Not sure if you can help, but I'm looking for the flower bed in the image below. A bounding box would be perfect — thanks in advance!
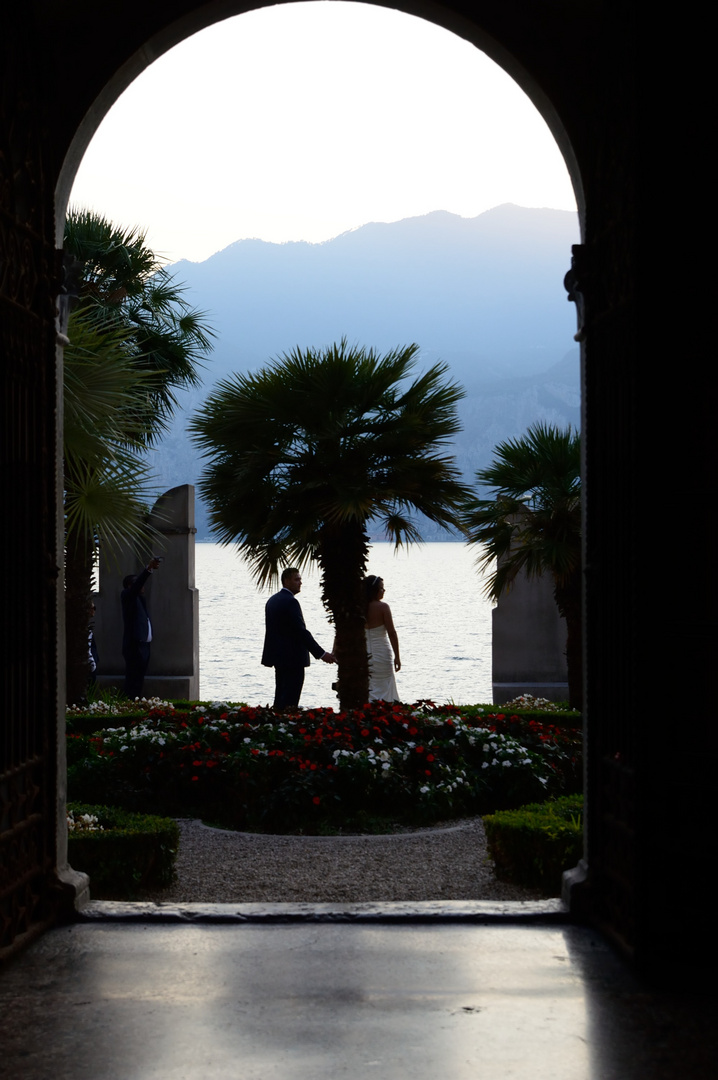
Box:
[67,700,582,833]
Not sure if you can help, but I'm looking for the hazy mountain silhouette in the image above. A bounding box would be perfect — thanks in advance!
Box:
[149,204,581,538]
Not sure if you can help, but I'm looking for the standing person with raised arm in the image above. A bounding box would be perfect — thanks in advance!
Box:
[121,557,161,699]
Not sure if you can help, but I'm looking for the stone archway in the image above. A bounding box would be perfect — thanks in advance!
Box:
[54,1,586,246]
[52,0,588,897]
[9,0,692,985]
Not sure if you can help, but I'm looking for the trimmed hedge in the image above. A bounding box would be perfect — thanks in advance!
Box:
[67,802,179,899]
[483,794,583,895]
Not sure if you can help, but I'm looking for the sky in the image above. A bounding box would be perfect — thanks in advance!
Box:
[69,1,577,265]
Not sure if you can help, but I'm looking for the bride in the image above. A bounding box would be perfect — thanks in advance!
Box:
[364,575,401,702]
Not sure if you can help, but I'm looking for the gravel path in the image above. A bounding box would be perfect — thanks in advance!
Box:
[144,817,546,903]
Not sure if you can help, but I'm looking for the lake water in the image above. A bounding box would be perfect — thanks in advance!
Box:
[196,542,494,706]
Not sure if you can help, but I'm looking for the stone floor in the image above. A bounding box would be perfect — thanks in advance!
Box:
[1,903,716,1079]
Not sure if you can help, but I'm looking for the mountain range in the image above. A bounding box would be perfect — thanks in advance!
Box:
[149,203,581,538]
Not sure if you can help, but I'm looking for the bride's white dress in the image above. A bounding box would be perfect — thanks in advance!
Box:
[365,625,399,702]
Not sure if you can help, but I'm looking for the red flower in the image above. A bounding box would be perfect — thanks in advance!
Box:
[312,796,321,805]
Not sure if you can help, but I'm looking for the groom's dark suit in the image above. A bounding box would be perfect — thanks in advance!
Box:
[262,587,326,708]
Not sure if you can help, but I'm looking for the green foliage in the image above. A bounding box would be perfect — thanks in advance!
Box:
[62,210,215,705]
[66,701,582,834]
[189,339,467,579]
[63,309,157,556]
[67,802,179,898]
[462,421,581,598]
[462,423,583,709]
[459,704,581,728]
[483,794,584,894]
[189,339,469,707]
[65,209,214,439]
[63,210,215,550]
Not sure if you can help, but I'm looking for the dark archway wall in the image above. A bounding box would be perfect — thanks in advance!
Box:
[7,0,709,986]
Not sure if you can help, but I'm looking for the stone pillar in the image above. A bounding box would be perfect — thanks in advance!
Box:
[94,485,199,700]
[492,571,568,704]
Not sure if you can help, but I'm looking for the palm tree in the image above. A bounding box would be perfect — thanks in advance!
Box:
[63,309,158,704]
[461,423,582,709]
[62,210,215,703]
[189,340,469,708]
[64,209,214,440]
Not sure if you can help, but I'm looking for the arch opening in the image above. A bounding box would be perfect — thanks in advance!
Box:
[58,4,578,717]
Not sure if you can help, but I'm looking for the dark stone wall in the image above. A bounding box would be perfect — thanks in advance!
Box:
[0,4,63,956]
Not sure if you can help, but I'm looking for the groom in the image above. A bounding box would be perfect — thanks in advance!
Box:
[261,568,335,709]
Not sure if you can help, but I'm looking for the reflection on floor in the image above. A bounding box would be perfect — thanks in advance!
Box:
[1,909,716,1079]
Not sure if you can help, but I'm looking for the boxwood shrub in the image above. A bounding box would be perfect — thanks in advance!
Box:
[483,794,583,895]
[67,802,179,899]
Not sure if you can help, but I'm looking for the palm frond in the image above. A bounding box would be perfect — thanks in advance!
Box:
[462,423,581,600]
[190,340,467,577]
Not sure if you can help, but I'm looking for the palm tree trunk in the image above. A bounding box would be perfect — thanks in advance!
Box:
[554,571,583,711]
[318,520,370,710]
[65,534,95,706]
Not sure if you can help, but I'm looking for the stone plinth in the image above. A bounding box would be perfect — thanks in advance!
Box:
[492,571,568,704]
[93,485,199,700]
